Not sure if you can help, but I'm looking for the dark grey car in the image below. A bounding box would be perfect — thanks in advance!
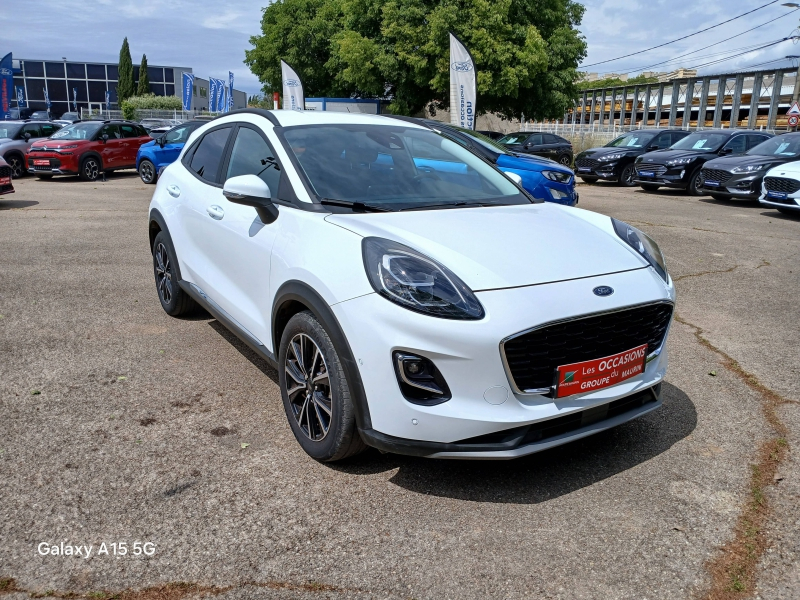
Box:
[0,121,63,178]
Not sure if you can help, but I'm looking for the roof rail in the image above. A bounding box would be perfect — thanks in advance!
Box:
[210,108,280,126]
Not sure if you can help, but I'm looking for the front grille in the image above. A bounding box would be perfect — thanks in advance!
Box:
[636,165,667,177]
[0,165,11,178]
[764,177,800,194]
[701,169,731,184]
[29,159,60,171]
[502,303,674,393]
[575,157,599,169]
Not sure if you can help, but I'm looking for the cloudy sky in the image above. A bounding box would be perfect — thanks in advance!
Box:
[5,0,800,96]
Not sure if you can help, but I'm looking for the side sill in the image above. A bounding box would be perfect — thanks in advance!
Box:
[178,280,277,369]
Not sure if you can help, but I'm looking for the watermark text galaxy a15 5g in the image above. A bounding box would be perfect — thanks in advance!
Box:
[37,541,156,558]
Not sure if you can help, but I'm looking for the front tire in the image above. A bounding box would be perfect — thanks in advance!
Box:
[79,156,101,181]
[279,311,366,462]
[4,154,25,178]
[687,168,705,196]
[557,154,572,167]
[618,164,636,187]
[139,159,157,184]
[641,183,660,192]
[152,231,197,316]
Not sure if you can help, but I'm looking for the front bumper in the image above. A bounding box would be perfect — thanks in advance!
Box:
[759,193,800,212]
[702,173,762,199]
[634,165,690,188]
[27,154,78,175]
[575,161,621,181]
[333,266,674,458]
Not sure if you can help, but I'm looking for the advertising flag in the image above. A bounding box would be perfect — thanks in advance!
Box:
[181,72,195,112]
[228,71,234,112]
[449,32,476,130]
[215,79,225,114]
[281,60,304,111]
[15,86,26,108]
[43,87,51,110]
[73,87,78,111]
[0,53,13,120]
[209,78,217,112]
[105,89,111,112]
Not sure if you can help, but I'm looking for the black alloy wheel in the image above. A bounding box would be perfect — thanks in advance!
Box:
[619,164,636,187]
[80,157,101,181]
[687,168,705,197]
[558,154,572,167]
[139,159,157,184]
[151,231,197,316]
[5,154,24,178]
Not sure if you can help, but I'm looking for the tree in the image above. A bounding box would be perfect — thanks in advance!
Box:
[576,73,658,92]
[138,54,150,96]
[117,38,135,104]
[245,0,587,120]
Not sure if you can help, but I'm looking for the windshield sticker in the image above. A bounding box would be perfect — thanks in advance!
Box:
[692,139,708,149]
[775,142,790,155]
[625,137,640,147]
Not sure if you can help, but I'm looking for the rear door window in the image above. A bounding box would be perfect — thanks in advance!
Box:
[745,135,770,151]
[100,124,122,139]
[188,126,232,184]
[527,134,544,146]
[22,123,42,138]
[120,125,139,138]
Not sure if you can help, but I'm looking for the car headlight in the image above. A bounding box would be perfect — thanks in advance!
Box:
[731,164,767,174]
[599,153,625,161]
[362,237,485,320]
[59,144,78,149]
[611,218,668,282]
[665,157,693,167]
[542,170,572,183]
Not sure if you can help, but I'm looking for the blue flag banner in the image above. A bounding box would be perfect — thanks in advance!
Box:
[73,87,78,111]
[0,53,13,120]
[105,89,110,112]
[43,87,51,109]
[228,71,234,112]
[181,72,194,111]
[215,79,225,114]
[15,86,26,108]
[209,78,217,112]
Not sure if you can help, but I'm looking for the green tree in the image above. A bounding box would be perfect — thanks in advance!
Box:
[117,38,135,104]
[576,73,658,91]
[245,0,587,119]
[138,54,150,96]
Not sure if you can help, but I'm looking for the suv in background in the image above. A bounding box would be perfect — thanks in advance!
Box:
[497,132,573,166]
[27,120,151,181]
[30,111,53,121]
[634,130,772,195]
[574,129,690,186]
[0,120,63,178]
[136,120,205,184]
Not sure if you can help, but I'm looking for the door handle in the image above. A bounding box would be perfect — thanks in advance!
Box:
[206,205,224,220]
[167,185,180,198]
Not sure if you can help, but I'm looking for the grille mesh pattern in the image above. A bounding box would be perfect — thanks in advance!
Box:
[701,169,731,184]
[502,303,674,393]
[636,165,667,176]
[764,177,800,194]
[575,158,600,168]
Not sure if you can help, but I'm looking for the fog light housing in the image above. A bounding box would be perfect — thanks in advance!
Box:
[548,188,571,201]
[392,351,451,406]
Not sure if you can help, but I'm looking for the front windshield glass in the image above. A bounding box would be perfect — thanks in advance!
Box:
[447,125,508,154]
[605,131,656,148]
[51,122,102,140]
[747,135,800,157]
[498,133,529,145]
[283,124,528,210]
[669,132,729,152]
[0,124,23,139]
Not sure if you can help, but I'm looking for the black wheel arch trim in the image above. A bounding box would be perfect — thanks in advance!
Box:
[80,151,103,170]
[272,280,373,431]
[147,209,185,282]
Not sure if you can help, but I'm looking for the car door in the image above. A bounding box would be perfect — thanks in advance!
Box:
[541,134,562,159]
[522,133,546,157]
[160,124,193,167]
[20,123,43,149]
[721,135,747,156]
[97,124,124,167]
[119,124,142,166]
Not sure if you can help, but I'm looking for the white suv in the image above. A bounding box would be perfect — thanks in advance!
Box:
[760,161,800,216]
[148,109,675,461]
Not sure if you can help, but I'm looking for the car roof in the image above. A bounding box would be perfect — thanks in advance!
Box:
[253,109,427,129]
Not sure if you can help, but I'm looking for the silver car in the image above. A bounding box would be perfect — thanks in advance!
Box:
[0,121,63,178]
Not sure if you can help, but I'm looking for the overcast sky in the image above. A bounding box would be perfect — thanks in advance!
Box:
[5,0,800,96]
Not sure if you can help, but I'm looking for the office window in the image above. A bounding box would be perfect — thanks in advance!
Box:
[149,84,165,96]
[13,77,23,89]
[45,80,68,101]
[193,85,197,97]
[67,80,88,101]
[88,81,108,102]
[147,67,164,82]
[200,87,207,98]
[86,64,106,79]
[133,66,140,82]
[24,62,45,78]
[27,83,45,101]
[66,63,86,78]
[45,62,65,78]
[165,84,175,96]
[107,65,119,80]
[164,70,174,83]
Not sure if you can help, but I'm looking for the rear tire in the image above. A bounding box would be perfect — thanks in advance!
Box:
[139,159,157,184]
[279,311,366,462]
[618,164,636,187]
[558,154,572,167]
[79,156,101,182]
[640,183,660,192]
[687,168,705,196]
[580,176,598,184]
[152,231,197,317]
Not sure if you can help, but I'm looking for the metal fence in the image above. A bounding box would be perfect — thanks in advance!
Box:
[79,108,220,121]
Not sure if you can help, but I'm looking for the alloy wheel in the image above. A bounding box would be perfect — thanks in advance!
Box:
[559,155,572,167]
[621,164,635,186]
[84,159,99,180]
[140,161,155,183]
[284,333,332,441]
[7,156,23,178]
[154,242,173,304]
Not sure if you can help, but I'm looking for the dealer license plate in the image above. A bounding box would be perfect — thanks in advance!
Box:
[555,344,648,399]
[578,167,592,173]
[0,176,10,186]
[767,191,788,200]
[705,180,720,187]
[638,170,654,178]
[33,159,50,166]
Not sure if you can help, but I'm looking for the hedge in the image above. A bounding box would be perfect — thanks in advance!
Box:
[120,94,183,120]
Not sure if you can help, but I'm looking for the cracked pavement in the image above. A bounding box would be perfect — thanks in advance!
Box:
[0,175,798,599]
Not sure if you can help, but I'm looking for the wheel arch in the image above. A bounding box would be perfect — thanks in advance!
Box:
[272,280,373,431]
[79,150,103,169]
[3,148,26,167]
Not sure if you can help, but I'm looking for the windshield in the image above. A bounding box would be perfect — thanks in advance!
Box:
[446,125,508,154]
[669,132,729,152]
[282,124,528,210]
[747,135,800,157]
[498,133,529,145]
[51,122,102,140]
[0,124,23,139]
[605,131,656,148]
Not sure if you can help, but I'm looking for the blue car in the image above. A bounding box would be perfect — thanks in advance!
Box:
[136,121,204,184]
[390,117,577,206]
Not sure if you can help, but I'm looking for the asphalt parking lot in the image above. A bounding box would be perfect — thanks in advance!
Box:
[1,174,798,600]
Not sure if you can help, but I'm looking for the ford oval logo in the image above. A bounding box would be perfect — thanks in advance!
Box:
[451,61,473,72]
[0,68,12,76]
[593,286,614,297]
[284,79,300,87]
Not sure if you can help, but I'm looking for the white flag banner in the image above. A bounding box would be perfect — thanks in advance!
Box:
[281,60,305,111]
[449,32,476,130]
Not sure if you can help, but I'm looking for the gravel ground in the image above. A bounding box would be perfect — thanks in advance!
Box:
[0,173,797,599]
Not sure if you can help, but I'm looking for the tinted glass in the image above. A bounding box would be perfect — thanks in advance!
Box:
[498,133,529,145]
[747,134,800,157]
[283,124,525,210]
[447,125,508,154]
[189,127,231,182]
[66,63,85,78]
[722,135,747,154]
[45,62,65,78]
[120,125,139,138]
[165,124,195,144]
[543,134,558,144]
[24,62,45,78]
[86,64,106,79]
[165,84,175,96]
[51,122,102,140]
[670,133,729,152]
[67,80,86,101]
[0,124,23,139]
[606,131,657,148]
[147,67,164,82]
[107,65,119,80]
[88,81,107,102]
[22,124,43,137]
[45,81,68,101]
[527,134,544,145]
[225,127,281,196]
[670,131,691,145]
[745,135,770,151]
[41,124,61,137]
[100,124,122,139]
[164,70,174,83]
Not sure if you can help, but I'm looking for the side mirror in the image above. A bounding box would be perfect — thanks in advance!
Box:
[101,134,109,143]
[646,145,659,151]
[157,136,166,147]
[222,174,278,224]
[23,132,31,141]
[719,147,733,155]
[504,171,523,186]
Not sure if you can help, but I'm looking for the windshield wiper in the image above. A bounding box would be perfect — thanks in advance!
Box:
[398,201,496,211]
[319,198,391,212]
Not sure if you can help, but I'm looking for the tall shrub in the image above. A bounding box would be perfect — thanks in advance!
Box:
[138,54,150,96]
[117,38,135,104]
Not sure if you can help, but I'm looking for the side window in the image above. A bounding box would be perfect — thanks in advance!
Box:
[723,135,747,154]
[653,132,673,149]
[22,123,42,138]
[40,124,60,137]
[746,135,769,151]
[670,131,690,146]
[188,126,231,183]
[165,126,189,144]
[527,134,544,146]
[100,124,121,139]
[225,126,281,196]
[543,134,559,144]
[120,125,138,138]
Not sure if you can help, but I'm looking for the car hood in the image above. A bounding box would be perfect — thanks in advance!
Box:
[766,161,800,176]
[638,149,708,165]
[29,140,88,150]
[703,154,789,171]
[496,153,571,174]
[325,204,646,291]
[578,146,642,159]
